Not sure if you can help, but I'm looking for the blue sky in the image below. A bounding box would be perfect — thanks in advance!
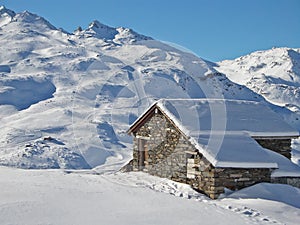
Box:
[1,0,299,62]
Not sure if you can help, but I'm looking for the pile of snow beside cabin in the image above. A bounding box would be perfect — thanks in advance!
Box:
[0,166,299,225]
[0,7,275,169]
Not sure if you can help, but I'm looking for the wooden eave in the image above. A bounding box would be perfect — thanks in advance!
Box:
[127,103,158,135]
[252,135,300,140]
[127,103,190,141]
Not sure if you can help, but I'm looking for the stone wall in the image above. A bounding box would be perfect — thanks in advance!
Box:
[132,111,188,182]
[211,168,272,199]
[186,152,217,197]
[255,138,291,159]
[271,177,300,188]
[186,152,272,199]
[130,110,274,199]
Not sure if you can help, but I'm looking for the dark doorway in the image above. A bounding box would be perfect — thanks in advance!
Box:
[138,138,148,170]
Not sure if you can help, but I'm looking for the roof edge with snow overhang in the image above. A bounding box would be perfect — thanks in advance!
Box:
[127,99,299,168]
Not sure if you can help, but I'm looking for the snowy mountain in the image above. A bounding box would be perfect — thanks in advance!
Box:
[0,6,299,170]
[76,20,152,44]
[216,47,300,113]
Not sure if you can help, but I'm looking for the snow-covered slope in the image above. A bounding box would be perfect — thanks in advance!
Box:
[0,5,15,26]
[0,6,270,169]
[216,47,300,112]
[0,6,299,170]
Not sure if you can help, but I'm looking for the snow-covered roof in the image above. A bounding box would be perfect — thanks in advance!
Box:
[265,149,300,177]
[129,99,299,168]
[156,99,299,137]
[194,134,278,168]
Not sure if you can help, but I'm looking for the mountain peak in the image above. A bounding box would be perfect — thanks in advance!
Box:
[12,10,56,30]
[78,19,152,43]
[0,5,16,17]
[88,20,114,30]
[115,26,152,42]
[85,20,118,39]
[0,5,16,26]
[0,6,57,31]
[216,47,300,113]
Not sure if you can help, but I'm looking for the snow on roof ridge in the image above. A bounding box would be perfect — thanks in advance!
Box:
[155,98,298,167]
[215,161,278,168]
[189,130,299,137]
[156,100,223,166]
[128,101,157,127]
[187,132,279,168]
[129,98,298,168]
[157,98,299,136]
[157,98,263,104]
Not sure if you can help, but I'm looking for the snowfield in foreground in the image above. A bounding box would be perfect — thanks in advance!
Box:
[0,166,299,225]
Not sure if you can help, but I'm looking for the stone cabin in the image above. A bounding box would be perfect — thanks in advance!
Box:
[126,99,300,199]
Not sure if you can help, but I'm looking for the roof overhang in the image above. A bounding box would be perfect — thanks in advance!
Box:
[127,102,158,135]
